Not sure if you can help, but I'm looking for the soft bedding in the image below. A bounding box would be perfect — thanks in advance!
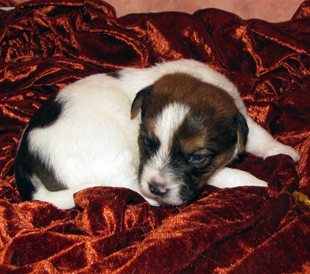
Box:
[0,0,310,273]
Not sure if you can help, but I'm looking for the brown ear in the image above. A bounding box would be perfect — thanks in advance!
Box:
[131,85,152,120]
[234,113,249,153]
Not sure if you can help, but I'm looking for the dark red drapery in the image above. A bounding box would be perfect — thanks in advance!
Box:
[0,0,310,273]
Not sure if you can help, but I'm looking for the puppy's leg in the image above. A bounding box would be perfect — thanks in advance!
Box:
[144,197,160,206]
[244,114,300,162]
[33,183,161,209]
[33,183,101,210]
[208,167,268,188]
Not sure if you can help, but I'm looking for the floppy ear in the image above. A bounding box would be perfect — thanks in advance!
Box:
[131,85,152,120]
[234,112,249,153]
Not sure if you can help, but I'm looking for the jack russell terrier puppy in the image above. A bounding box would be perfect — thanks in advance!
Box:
[14,59,300,209]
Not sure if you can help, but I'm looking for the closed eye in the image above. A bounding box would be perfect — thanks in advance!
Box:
[188,154,205,164]
[143,137,152,147]
[186,149,216,167]
[141,137,159,152]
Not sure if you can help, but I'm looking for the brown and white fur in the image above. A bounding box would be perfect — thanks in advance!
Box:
[15,59,300,209]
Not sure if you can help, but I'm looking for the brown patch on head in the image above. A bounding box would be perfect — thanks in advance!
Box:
[151,73,239,118]
[131,72,239,123]
[131,72,240,137]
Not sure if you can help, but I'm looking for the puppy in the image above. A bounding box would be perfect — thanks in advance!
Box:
[15,59,300,209]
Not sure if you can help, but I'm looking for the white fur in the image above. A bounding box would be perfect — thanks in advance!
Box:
[208,167,268,188]
[150,102,189,171]
[29,74,147,209]
[25,59,300,209]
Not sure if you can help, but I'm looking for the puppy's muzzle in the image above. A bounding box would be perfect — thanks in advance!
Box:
[148,182,169,197]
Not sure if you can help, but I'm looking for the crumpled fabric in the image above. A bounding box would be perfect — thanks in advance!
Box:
[0,0,310,273]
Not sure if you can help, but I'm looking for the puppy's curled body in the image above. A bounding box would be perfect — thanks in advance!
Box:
[15,59,300,209]
[15,74,145,209]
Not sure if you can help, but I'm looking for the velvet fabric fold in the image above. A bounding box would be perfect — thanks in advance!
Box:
[0,0,310,273]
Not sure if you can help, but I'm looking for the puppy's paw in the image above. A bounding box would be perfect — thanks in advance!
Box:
[144,196,161,206]
[263,142,300,163]
[208,167,268,188]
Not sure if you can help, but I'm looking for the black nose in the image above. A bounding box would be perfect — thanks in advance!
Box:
[148,183,168,197]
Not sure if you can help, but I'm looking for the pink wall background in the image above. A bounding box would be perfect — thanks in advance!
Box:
[14,0,305,22]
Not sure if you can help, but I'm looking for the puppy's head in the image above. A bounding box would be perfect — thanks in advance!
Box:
[131,73,248,206]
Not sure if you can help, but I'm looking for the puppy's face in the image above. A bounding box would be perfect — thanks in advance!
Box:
[131,73,248,206]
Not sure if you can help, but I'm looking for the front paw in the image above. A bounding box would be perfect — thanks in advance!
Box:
[264,142,300,163]
[144,196,160,206]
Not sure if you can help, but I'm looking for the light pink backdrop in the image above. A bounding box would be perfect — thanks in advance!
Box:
[14,0,304,22]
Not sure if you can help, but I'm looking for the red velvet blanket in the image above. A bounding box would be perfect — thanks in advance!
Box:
[1,0,310,273]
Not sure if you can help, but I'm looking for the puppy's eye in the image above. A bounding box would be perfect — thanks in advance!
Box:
[188,154,206,164]
[143,137,152,147]
[141,136,159,152]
